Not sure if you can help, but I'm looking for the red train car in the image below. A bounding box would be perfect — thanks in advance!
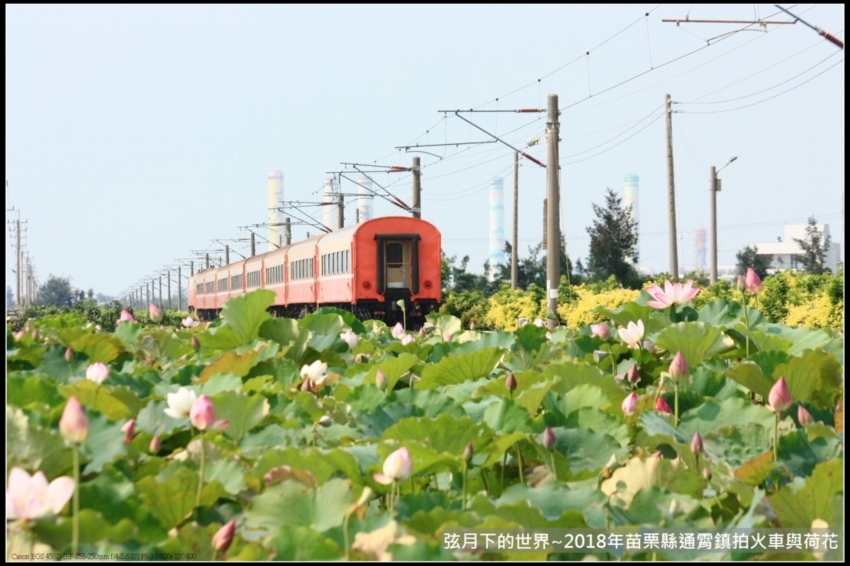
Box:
[188,216,441,328]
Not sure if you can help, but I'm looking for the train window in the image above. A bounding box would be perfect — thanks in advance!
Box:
[387,243,403,265]
[196,283,203,295]
[206,281,214,294]
[218,278,228,292]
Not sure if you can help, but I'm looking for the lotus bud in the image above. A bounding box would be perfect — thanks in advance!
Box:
[60,396,88,444]
[736,275,746,292]
[691,432,703,455]
[702,467,711,481]
[189,394,217,430]
[117,309,136,324]
[669,351,688,381]
[85,362,110,385]
[148,303,164,324]
[543,427,556,451]
[621,392,638,416]
[212,519,236,553]
[372,446,413,485]
[652,450,663,458]
[469,321,475,331]
[463,442,474,465]
[149,435,161,454]
[401,334,415,346]
[192,336,201,351]
[745,268,762,294]
[626,364,639,385]
[340,329,358,349]
[301,377,314,392]
[506,373,517,394]
[121,419,135,444]
[391,322,405,339]
[370,371,385,392]
[418,326,425,337]
[317,415,332,428]
[655,397,673,415]
[797,405,814,426]
[668,499,679,516]
[65,347,74,363]
[767,376,792,413]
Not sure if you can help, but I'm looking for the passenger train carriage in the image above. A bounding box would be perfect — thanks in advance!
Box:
[187,216,441,328]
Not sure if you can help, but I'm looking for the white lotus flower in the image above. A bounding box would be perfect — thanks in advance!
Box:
[301,360,329,387]
[164,387,198,419]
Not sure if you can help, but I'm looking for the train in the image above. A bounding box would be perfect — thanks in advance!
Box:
[187,216,442,328]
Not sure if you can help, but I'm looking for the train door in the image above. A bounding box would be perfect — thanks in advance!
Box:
[385,240,411,289]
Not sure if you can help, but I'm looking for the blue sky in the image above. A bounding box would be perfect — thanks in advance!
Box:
[6,4,845,300]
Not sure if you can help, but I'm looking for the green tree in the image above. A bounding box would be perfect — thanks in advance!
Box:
[735,245,772,280]
[38,275,76,307]
[793,216,832,274]
[495,238,576,289]
[585,187,639,287]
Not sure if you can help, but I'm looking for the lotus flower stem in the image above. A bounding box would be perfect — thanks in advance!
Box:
[501,452,507,494]
[742,293,751,358]
[674,382,680,428]
[773,412,779,464]
[72,445,80,555]
[196,432,206,511]
[550,453,558,482]
[462,464,468,509]
[343,512,351,560]
[480,467,490,496]
[516,444,525,485]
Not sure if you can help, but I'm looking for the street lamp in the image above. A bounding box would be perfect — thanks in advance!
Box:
[710,156,738,284]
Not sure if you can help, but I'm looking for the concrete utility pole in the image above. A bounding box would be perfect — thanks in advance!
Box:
[337,193,345,228]
[225,245,230,266]
[285,217,291,246]
[250,233,256,256]
[167,269,172,310]
[665,94,679,279]
[545,94,560,330]
[710,156,738,284]
[512,151,519,289]
[178,266,182,311]
[411,156,421,219]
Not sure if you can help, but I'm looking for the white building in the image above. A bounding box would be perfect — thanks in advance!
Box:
[751,223,841,274]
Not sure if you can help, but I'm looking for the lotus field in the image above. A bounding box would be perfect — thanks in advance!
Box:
[6,277,844,561]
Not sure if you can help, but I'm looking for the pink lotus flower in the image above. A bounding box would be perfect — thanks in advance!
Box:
[767,376,792,413]
[117,310,136,324]
[616,364,639,384]
[212,519,236,553]
[590,322,610,340]
[149,435,161,454]
[669,351,689,382]
[745,268,762,293]
[401,334,415,346]
[373,447,412,485]
[65,347,74,362]
[646,279,700,309]
[6,467,75,521]
[148,303,163,324]
[85,362,110,385]
[534,318,545,328]
[182,316,199,328]
[617,320,645,348]
[189,394,228,431]
[798,405,814,426]
[340,329,358,349]
[655,397,673,415]
[621,392,638,416]
[59,396,88,444]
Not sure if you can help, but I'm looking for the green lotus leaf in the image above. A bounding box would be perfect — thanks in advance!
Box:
[244,477,355,534]
[769,459,842,528]
[199,348,263,383]
[82,413,127,474]
[495,481,604,522]
[565,407,630,448]
[759,324,832,357]
[299,312,348,352]
[725,361,774,399]
[69,333,125,364]
[220,289,274,344]
[8,373,64,410]
[7,405,73,479]
[135,466,226,530]
[772,349,842,410]
[266,525,342,561]
[481,397,535,434]
[58,379,142,420]
[209,391,270,443]
[259,317,310,362]
[453,330,514,354]
[514,324,548,353]
[654,321,734,368]
[205,457,247,495]
[197,372,243,396]
[679,397,776,437]
[29,509,140,550]
[381,414,484,458]
[418,348,504,389]
[197,324,243,350]
[252,447,363,487]
[312,306,366,335]
[360,352,419,391]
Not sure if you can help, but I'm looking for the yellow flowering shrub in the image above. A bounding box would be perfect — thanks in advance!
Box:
[783,292,844,329]
[557,285,640,329]
[483,284,546,331]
